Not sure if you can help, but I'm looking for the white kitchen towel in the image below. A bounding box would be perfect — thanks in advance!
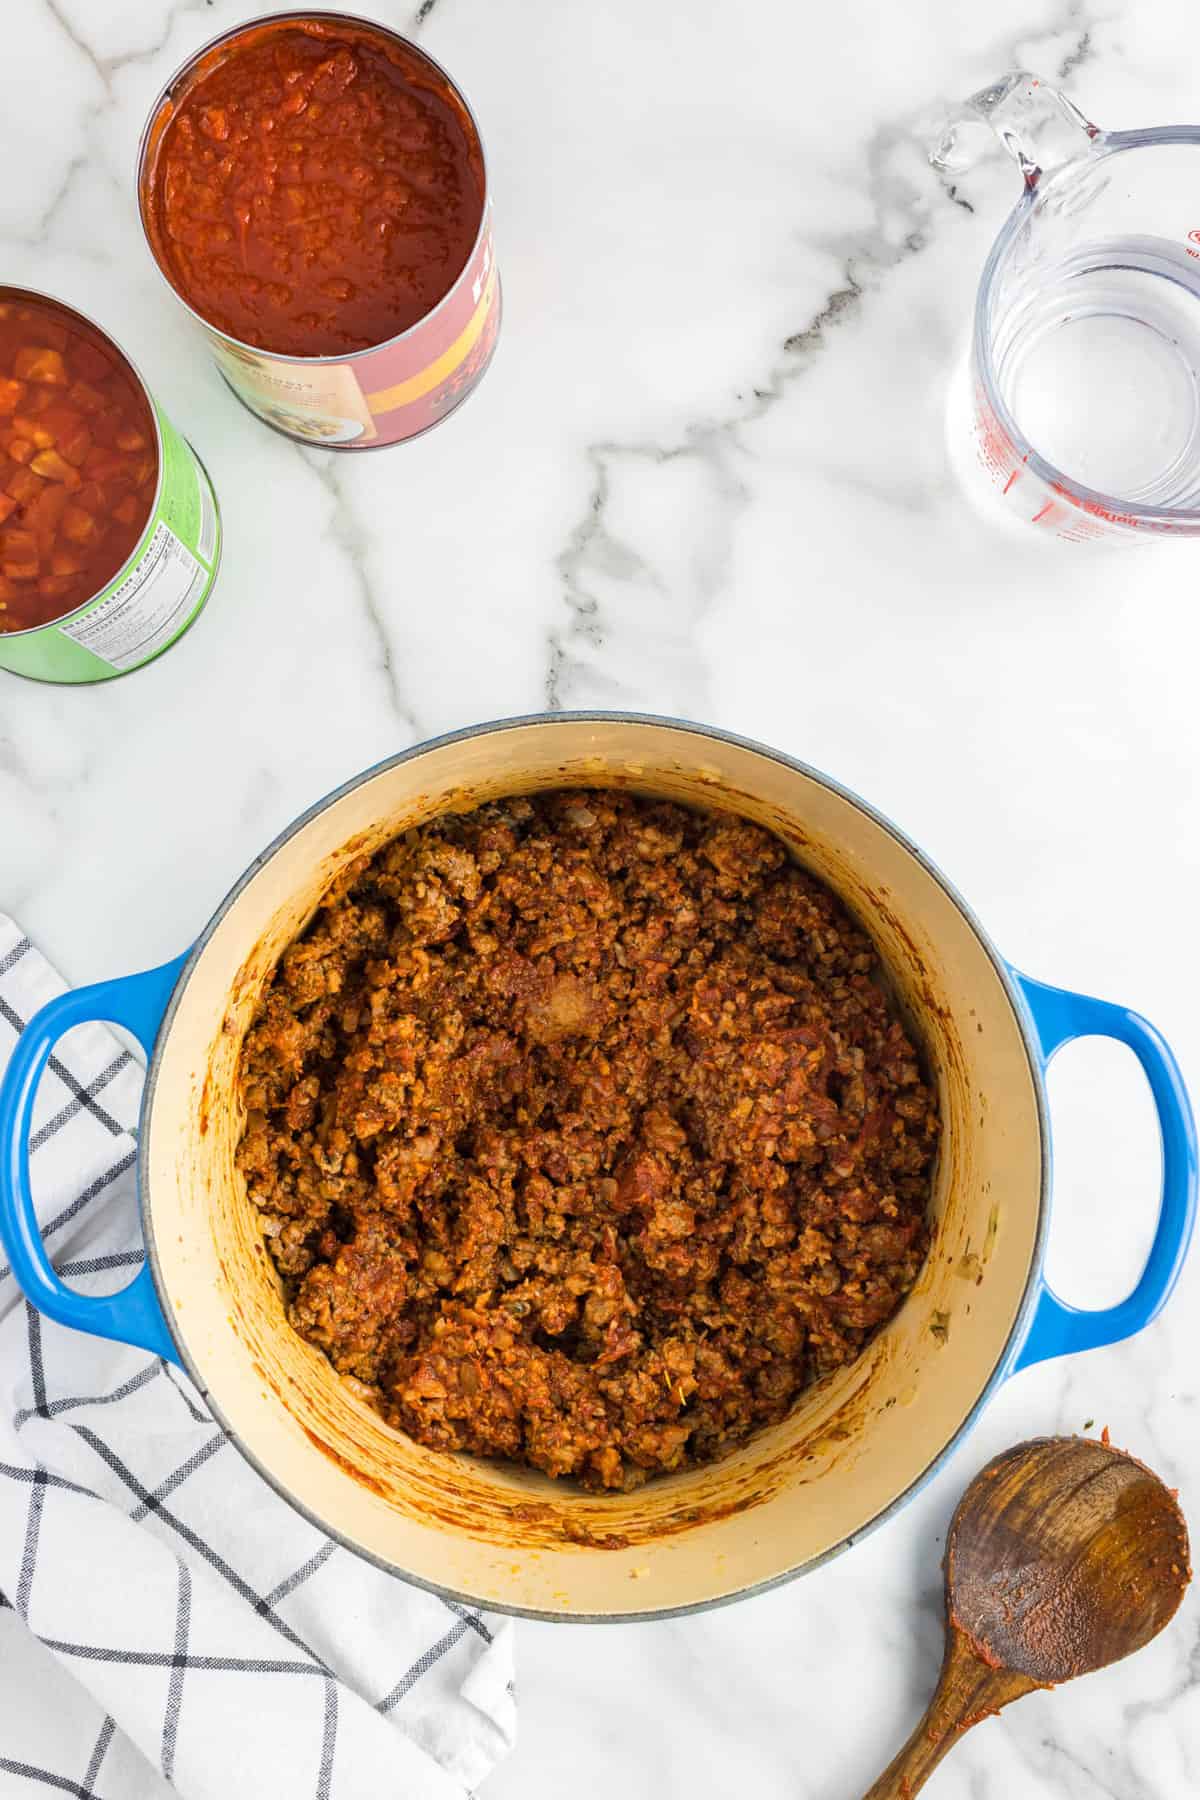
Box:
[0,916,516,1800]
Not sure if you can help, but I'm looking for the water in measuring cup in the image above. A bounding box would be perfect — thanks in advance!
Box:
[993,236,1200,507]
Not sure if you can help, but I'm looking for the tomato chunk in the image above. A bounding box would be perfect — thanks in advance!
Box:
[14,347,67,384]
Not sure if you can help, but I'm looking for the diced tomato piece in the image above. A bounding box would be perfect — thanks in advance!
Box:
[35,405,82,443]
[42,423,86,466]
[13,347,68,384]
[7,437,33,464]
[28,484,68,550]
[6,466,43,504]
[29,480,67,520]
[87,412,117,449]
[0,378,26,415]
[67,379,106,415]
[72,481,106,516]
[2,529,39,580]
[50,547,85,576]
[115,427,148,452]
[113,494,142,526]
[11,415,54,450]
[38,574,75,606]
[82,446,126,482]
[31,449,82,487]
[62,505,98,543]
[62,427,91,466]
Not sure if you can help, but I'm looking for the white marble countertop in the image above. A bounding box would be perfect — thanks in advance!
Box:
[4,1,1200,1795]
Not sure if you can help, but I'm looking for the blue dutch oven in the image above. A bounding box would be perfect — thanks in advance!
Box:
[1,715,1194,1619]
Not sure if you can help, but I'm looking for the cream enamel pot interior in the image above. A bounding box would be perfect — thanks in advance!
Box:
[1,714,1194,1621]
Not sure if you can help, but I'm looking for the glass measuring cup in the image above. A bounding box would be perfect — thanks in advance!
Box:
[936,72,1200,540]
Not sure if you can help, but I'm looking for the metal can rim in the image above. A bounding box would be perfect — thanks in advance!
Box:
[0,283,168,641]
[133,9,494,367]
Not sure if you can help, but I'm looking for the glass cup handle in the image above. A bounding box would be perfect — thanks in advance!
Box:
[931,70,1099,188]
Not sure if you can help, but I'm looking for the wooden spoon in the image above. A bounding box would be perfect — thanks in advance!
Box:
[864,1435,1190,1798]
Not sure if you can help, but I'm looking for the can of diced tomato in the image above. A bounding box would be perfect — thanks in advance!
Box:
[0,288,221,684]
[136,12,500,450]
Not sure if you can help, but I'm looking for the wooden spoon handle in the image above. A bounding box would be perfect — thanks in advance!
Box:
[862,1626,1038,1799]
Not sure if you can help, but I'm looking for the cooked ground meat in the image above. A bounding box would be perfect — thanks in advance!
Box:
[236,791,938,1492]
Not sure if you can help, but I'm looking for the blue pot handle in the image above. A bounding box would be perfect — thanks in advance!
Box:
[1011,971,1197,1373]
[0,956,188,1364]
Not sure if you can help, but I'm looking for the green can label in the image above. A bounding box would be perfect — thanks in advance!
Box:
[0,402,220,685]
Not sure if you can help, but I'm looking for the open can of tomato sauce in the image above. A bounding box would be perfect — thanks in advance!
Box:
[0,289,221,684]
[136,12,500,450]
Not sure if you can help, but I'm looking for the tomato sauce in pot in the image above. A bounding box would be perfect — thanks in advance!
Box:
[142,17,486,359]
[0,296,156,633]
